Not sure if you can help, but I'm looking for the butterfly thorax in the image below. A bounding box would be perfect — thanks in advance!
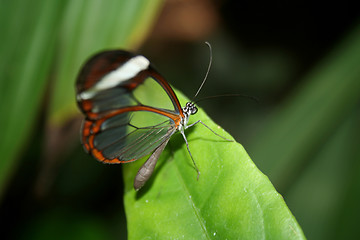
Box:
[179,102,198,131]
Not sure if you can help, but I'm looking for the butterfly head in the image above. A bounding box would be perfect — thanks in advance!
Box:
[179,102,198,130]
[183,102,198,116]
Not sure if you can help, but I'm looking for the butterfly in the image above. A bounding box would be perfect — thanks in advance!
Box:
[76,44,231,190]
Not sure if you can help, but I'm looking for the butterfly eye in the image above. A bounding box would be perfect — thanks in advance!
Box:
[191,106,198,115]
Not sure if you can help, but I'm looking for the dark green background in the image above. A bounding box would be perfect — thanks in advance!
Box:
[1,0,359,239]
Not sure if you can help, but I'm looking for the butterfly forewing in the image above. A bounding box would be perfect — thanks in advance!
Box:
[76,50,182,163]
[132,75,178,113]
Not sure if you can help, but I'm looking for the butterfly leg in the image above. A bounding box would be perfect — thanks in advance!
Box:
[179,130,200,180]
[186,120,233,142]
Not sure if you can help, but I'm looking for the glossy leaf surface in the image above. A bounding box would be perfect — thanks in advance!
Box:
[123,89,305,239]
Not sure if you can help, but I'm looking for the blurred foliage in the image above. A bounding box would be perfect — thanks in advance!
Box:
[249,26,360,191]
[0,0,163,239]
[0,0,67,199]
[18,207,113,240]
[1,0,360,239]
[248,24,360,239]
[0,0,163,197]
[50,0,164,125]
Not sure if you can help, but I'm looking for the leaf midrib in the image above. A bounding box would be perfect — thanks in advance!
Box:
[174,159,211,239]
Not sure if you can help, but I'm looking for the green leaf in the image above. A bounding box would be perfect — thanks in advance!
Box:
[123,89,305,239]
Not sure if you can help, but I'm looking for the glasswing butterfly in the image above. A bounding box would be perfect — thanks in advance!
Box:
[76,43,231,190]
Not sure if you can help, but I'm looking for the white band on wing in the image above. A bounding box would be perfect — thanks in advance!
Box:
[79,55,150,100]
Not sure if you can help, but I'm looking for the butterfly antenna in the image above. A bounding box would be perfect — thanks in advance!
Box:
[194,94,260,104]
[192,42,213,101]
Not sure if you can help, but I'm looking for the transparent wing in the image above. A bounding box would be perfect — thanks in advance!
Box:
[76,50,183,163]
[76,50,183,120]
[81,110,177,163]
